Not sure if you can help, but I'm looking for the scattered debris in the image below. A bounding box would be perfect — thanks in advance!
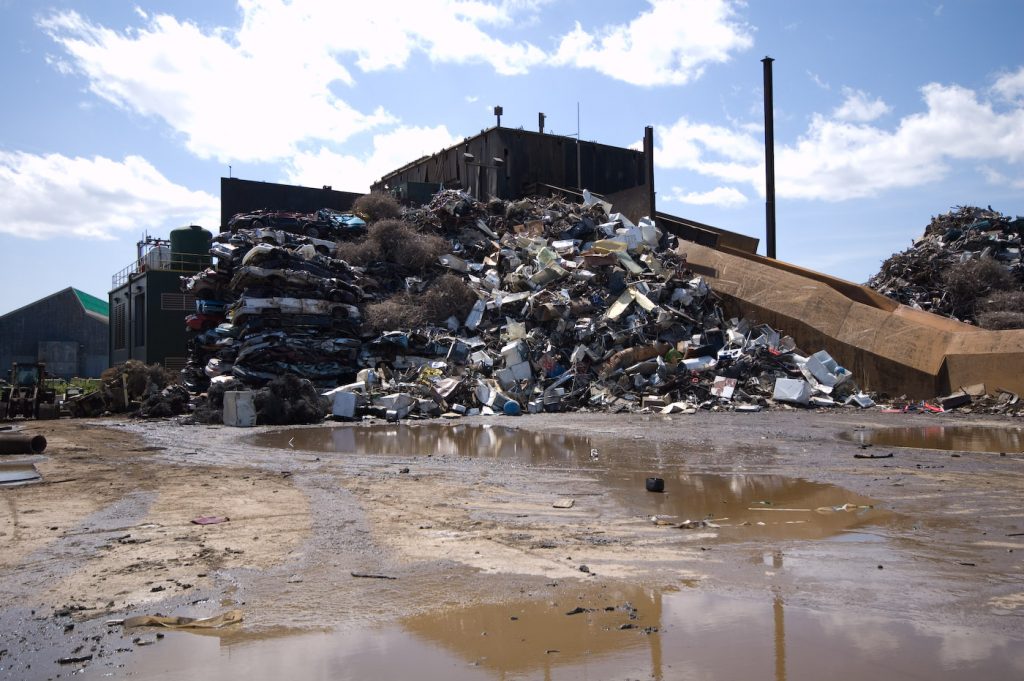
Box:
[645,477,665,493]
[191,516,229,525]
[673,519,719,530]
[0,433,47,455]
[123,610,243,629]
[0,463,42,486]
[350,572,397,580]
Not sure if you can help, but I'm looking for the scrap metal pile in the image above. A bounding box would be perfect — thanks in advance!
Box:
[867,206,1024,328]
[64,360,188,418]
[178,190,874,424]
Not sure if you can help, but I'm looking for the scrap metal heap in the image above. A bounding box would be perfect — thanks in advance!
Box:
[178,190,876,423]
[867,206,1024,329]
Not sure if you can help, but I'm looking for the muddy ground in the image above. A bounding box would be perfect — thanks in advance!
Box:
[1,411,1022,680]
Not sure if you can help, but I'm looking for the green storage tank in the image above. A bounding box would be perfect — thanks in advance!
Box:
[170,225,212,273]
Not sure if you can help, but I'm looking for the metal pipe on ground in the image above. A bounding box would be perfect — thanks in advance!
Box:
[0,433,48,454]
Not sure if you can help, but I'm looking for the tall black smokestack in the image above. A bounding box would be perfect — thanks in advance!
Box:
[762,56,777,259]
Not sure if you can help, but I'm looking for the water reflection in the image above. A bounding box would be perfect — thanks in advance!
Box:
[403,584,664,679]
[603,472,888,541]
[96,586,1024,681]
[252,425,892,541]
[251,424,592,467]
[840,426,1024,453]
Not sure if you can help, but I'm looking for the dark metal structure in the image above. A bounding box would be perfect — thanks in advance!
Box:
[220,177,361,231]
[108,227,212,372]
[0,288,109,379]
[371,126,651,207]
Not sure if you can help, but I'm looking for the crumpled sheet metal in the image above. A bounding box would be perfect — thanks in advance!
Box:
[123,609,243,629]
[179,188,880,418]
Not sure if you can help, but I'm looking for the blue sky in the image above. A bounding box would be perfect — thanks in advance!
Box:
[2,0,1022,315]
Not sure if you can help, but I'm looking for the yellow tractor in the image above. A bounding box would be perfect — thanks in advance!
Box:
[0,363,59,420]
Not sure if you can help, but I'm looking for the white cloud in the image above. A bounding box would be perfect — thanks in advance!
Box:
[285,124,461,192]
[655,79,1024,201]
[666,186,748,207]
[0,151,218,240]
[551,0,753,86]
[833,87,891,122]
[40,2,756,166]
[655,116,763,189]
[807,70,830,91]
[39,2,556,165]
[993,66,1024,101]
[40,9,395,163]
[980,165,1024,189]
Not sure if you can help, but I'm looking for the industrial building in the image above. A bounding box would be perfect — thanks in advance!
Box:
[108,226,213,371]
[372,124,656,219]
[0,287,109,379]
[372,121,759,254]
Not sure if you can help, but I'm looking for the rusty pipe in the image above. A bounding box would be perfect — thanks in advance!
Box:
[0,433,47,454]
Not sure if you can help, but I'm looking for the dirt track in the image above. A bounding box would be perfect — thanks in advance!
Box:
[1,411,1022,679]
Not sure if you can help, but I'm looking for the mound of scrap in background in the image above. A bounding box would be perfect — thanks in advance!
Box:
[178,190,877,425]
[867,206,1024,329]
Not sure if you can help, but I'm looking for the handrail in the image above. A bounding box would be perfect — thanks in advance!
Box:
[110,253,209,289]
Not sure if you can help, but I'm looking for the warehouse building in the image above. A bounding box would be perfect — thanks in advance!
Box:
[0,287,109,379]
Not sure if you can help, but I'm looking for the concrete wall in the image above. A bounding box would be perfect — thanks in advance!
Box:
[683,242,1024,398]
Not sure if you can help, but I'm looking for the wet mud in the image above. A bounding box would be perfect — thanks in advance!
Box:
[254,424,893,541]
[2,412,1022,680]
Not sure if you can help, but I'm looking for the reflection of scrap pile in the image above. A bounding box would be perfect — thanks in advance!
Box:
[179,191,876,422]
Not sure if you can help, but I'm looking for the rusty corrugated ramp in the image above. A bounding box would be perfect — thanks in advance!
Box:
[681,241,1024,399]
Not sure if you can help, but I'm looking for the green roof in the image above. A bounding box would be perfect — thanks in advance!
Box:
[73,288,109,317]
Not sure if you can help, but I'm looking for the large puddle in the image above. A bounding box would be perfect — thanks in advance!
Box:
[252,423,594,465]
[841,425,1024,453]
[80,586,1024,681]
[251,424,891,541]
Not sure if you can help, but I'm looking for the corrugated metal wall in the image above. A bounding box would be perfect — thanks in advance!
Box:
[220,178,362,230]
[0,289,108,378]
[372,127,646,201]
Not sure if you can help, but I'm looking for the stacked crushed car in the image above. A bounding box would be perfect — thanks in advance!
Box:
[181,208,367,391]
[867,206,1024,329]
[178,191,877,423]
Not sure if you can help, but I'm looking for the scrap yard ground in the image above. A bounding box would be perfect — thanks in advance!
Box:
[1,411,1022,679]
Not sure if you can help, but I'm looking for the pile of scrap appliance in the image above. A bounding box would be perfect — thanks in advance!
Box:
[169,189,883,426]
[0,363,59,420]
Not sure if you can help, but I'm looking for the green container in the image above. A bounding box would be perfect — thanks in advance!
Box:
[170,225,212,273]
